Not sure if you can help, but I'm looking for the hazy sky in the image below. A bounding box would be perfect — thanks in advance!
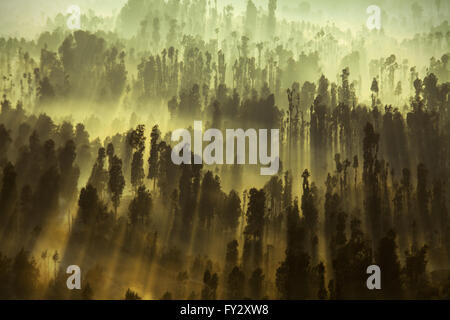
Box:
[0,0,447,39]
[0,0,127,38]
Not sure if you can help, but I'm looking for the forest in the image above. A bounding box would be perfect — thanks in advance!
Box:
[0,0,449,300]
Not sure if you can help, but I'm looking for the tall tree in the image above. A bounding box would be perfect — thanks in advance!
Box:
[109,155,125,219]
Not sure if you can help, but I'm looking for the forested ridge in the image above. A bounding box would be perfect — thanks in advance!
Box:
[0,0,449,299]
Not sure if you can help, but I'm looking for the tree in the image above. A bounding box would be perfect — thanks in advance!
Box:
[37,77,55,103]
[128,185,152,225]
[394,81,402,102]
[376,230,403,298]
[243,188,265,271]
[130,125,146,191]
[352,155,358,190]
[244,188,265,240]
[331,217,373,299]
[106,143,115,170]
[249,268,264,299]
[225,240,239,272]
[32,165,60,223]
[222,190,241,232]
[417,163,430,231]
[276,200,311,299]
[301,169,318,232]
[282,171,292,209]
[0,124,12,165]
[147,125,160,188]
[404,244,430,298]
[201,269,218,300]
[370,77,379,107]
[227,266,245,299]
[88,147,108,199]
[52,250,59,280]
[109,155,125,219]
[316,262,328,299]
[58,139,80,201]
[78,184,99,224]
[156,141,179,202]
[362,122,382,244]
[125,288,142,300]
[0,162,17,222]
[12,249,39,299]
[198,171,223,229]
